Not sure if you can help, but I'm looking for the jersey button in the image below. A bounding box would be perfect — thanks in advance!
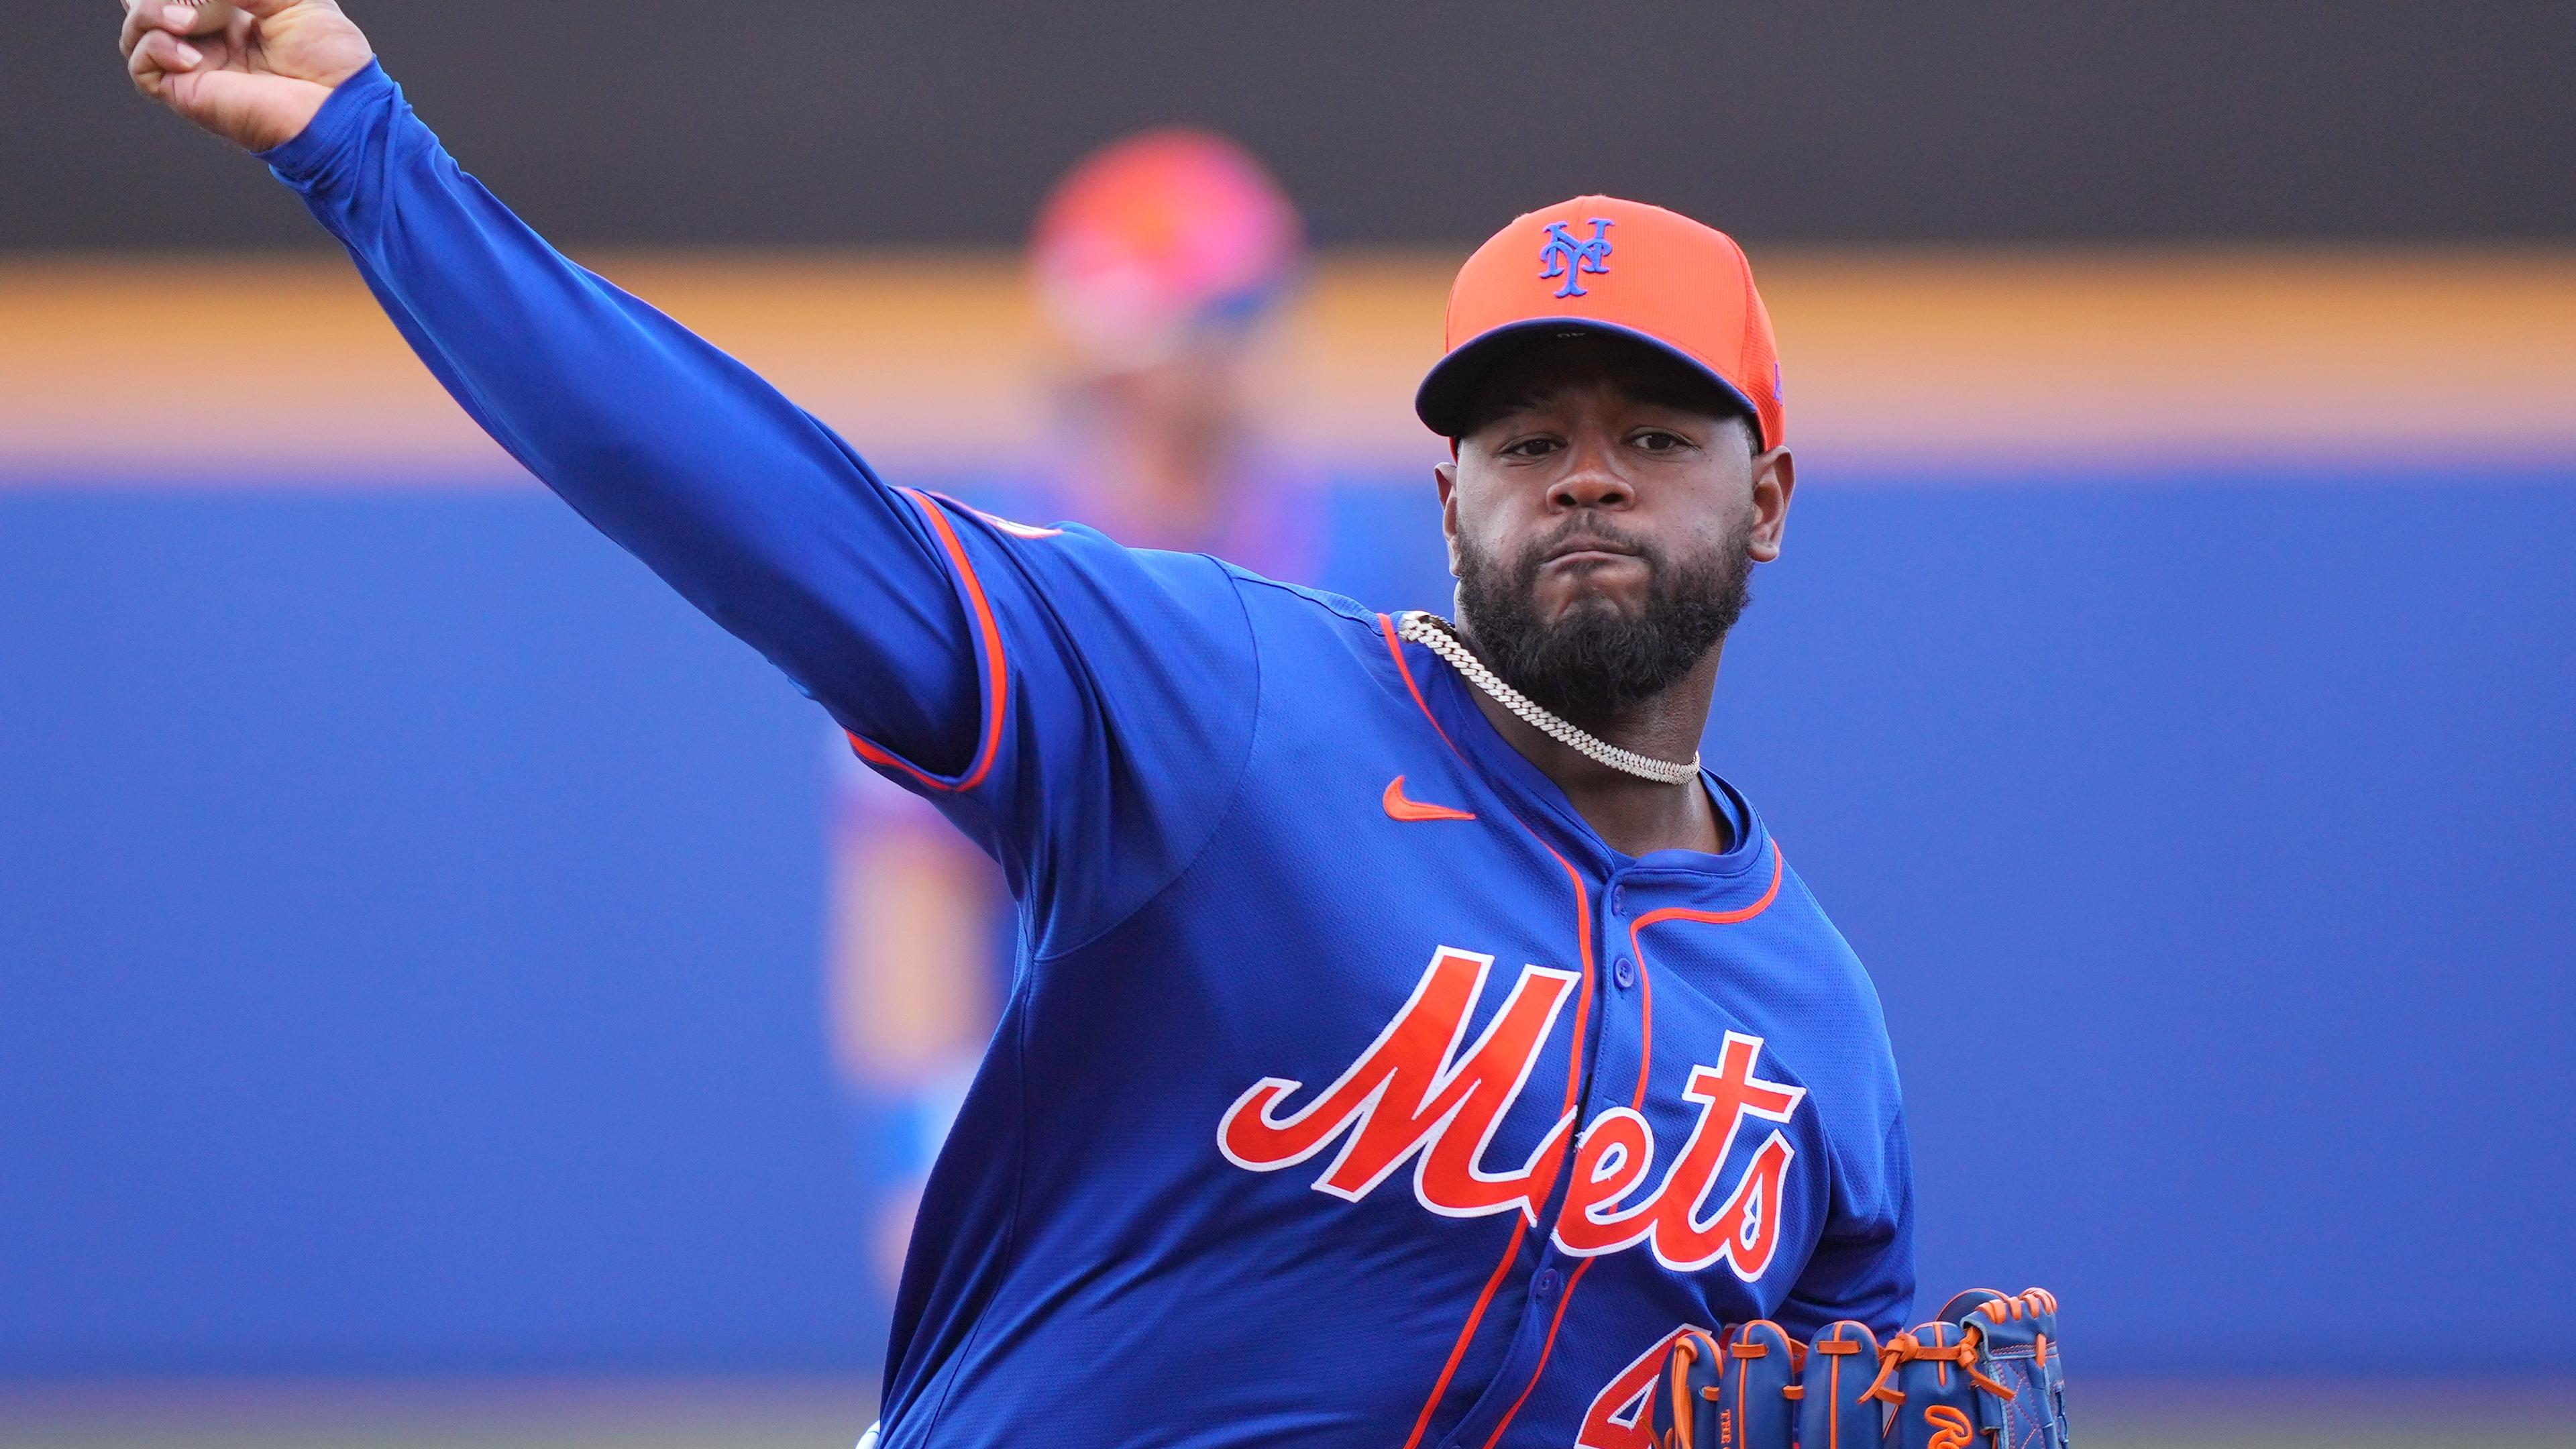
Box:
[1610,884,1627,914]
[1534,1268,1562,1299]
[1612,956,1635,990]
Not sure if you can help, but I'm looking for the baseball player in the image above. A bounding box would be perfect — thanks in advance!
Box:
[121,5,1917,1447]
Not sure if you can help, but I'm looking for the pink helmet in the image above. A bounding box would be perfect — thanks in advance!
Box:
[1030,128,1304,370]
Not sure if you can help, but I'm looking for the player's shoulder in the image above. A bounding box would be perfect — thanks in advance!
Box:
[918,494,1384,641]
[1738,833,1907,1145]
[1723,808,1883,1019]
[1768,850,1875,983]
[1215,559,1383,629]
[925,496,1245,604]
[1231,563,1462,695]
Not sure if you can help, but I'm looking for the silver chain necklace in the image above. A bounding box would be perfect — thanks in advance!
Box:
[1397,610,1701,786]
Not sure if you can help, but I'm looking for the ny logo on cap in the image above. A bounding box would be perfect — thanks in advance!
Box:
[1538,219,1615,298]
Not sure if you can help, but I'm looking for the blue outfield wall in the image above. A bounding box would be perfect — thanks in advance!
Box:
[1,466,2570,1375]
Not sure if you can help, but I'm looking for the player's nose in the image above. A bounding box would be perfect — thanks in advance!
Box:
[1547,438,1633,512]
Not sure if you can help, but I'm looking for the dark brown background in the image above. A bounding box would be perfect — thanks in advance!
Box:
[12,0,2573,248]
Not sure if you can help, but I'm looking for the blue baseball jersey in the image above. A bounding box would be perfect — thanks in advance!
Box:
[266,64,1914,1449]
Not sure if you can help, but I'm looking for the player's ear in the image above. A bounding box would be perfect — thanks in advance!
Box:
[1748,445,1794,564]
[1434,460,1463,578]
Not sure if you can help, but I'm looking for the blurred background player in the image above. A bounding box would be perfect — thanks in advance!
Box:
[824,129,1399,1306]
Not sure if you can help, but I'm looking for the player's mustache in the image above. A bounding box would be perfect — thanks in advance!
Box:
[1520,517,1662,570]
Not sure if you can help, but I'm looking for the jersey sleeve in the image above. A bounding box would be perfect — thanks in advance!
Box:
[1776,1106,1917,1338]
[859,505,1258,955]
[260,64,1259,951]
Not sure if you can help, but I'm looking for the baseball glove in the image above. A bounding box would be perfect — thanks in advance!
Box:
[1650,1287,2068,1449]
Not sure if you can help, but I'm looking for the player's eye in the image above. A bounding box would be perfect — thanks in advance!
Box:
[1630,429,1691,453]
[1500,435,1563,459]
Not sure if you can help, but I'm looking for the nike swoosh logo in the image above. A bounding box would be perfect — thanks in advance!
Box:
[1383,775,1477,822]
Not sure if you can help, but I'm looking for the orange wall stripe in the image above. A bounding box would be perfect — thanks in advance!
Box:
[5,250,2571,483]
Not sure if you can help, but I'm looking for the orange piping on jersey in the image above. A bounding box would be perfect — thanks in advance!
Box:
[845,731,935,788]
[1385,609,1778,1449]
[1375,614,1596,1114]
[1406,825,1596,1448]
[1627,843,1784,936]
[1631,948,1654,1112]
[1400,1217,1529,1449]
[1476,1256,1596,1449]
[1550,851,1595,1116]
[1381,612,1605,1448]
[1620,841,1779,1112]
[1456,834,1595,1449]
[1384,775,1477,822]
[1381,613,1462,756]
[843,488,1010,792]
[907,488,1009,791]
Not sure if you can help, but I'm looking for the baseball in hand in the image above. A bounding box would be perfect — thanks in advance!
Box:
[168,0,238,37]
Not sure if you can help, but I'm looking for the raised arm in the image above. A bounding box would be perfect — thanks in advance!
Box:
[121,0,1265,949]
[119,0,978,769]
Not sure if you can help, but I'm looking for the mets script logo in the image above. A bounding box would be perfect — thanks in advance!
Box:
[1216,946,1805,1278]
[1540,218,1615,297]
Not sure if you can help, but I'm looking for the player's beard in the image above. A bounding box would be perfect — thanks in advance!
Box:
[1454,513,1752,728]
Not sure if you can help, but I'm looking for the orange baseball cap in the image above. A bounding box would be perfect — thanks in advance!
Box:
[1414,196,1785,450]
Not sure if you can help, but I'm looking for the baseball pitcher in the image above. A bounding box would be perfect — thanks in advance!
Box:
[113,5,2051,1446]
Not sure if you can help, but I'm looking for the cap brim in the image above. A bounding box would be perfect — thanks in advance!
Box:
[1413,317,1764,443]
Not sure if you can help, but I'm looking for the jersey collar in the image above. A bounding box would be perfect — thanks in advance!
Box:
[1409,642,1772,884]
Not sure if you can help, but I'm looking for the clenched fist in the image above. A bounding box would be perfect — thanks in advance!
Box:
[119,0,374,152]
